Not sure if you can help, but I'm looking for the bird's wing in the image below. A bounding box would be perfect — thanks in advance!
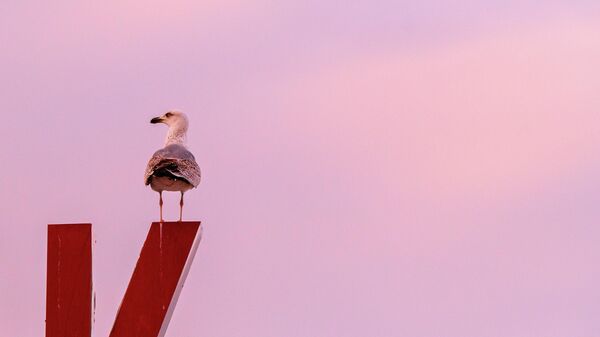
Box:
[145,145,201,187]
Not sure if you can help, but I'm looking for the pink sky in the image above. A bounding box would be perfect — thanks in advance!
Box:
[1,1,600,336]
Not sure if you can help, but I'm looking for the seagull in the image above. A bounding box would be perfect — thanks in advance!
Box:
[144,110,201,222]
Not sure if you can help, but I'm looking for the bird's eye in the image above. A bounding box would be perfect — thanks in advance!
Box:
[165,112,173,118]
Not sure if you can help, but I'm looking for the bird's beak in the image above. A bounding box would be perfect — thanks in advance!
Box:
[150,117,163,124]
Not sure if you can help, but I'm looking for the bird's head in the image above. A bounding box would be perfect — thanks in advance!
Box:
[150,110,189,131]
[151,110,190,146]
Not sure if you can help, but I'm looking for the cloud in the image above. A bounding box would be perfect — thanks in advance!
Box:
[275,17,600,205]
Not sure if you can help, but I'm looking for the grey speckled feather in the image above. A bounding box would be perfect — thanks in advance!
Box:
[144,144,201,187]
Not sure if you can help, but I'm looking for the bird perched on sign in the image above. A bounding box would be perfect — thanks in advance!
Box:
[144,110,201,222]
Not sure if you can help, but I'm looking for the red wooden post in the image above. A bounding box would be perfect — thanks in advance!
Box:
[109,221,202,337]
[46,224,93,337]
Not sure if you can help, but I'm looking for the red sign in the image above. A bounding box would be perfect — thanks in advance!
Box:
[46,222,201,337]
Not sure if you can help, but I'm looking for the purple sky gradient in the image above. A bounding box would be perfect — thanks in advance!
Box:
[1,1,600,336]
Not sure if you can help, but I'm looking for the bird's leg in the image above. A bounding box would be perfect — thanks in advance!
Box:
[179,191,184,222]
[159,191,164,223]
